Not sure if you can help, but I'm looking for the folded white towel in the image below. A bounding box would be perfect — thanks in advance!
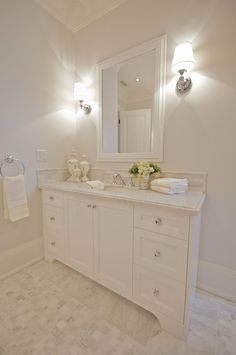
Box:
[151,185,188,194]
[86,180,105,191]
[3,174,30,222]
[151,178,188,188]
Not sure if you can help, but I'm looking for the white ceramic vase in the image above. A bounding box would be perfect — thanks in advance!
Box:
[67,150,81,182]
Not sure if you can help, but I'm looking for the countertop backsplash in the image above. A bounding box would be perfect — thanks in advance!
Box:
[37,167,207,193]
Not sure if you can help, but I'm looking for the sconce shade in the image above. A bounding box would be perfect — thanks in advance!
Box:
[172,42,194,73]
[74,82,86,101]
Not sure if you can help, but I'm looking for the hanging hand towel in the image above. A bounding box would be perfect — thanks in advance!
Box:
[3,174,30,222]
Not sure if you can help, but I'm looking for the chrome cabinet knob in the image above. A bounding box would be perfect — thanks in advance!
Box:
[153,288,159,297]
[50,216,55,221]
[87,204,91,208]
[154,250,161,257]
[92,205,96,209]
[49,196,54,200]
[155,217,162,225]
[51,241,56,246]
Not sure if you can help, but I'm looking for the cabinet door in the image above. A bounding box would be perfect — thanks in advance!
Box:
[94,199,133,298]
[66,197,94,278]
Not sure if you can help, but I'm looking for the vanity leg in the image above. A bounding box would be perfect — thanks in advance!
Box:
[155,312,187,340]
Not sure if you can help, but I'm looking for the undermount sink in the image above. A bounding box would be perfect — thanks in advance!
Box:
[104,184,133,193]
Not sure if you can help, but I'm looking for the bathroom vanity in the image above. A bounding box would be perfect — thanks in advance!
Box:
[41,181,205,339]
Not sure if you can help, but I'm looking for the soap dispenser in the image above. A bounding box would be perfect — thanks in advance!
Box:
[80,155,90,182]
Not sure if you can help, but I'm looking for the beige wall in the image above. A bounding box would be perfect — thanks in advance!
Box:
[1,0,235,298]
[74,0,236,284]
[0,0,76,252]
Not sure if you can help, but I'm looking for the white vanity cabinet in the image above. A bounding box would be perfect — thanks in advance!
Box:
[41,185,205,339]
[50,192,133,299]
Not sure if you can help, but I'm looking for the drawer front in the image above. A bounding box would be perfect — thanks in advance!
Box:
[134,206,189,240]
[133,265,185,322]
[134,229,188,282]
[43,190,63,208]
[44,206,64,234]
[46,231,65,259]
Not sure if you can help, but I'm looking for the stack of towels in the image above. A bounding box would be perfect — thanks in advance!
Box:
[150,178,188,194]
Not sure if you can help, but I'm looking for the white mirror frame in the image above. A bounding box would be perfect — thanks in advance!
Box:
[97,34,167,162]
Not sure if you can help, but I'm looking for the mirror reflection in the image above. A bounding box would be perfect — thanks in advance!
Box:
[102,50,156,154]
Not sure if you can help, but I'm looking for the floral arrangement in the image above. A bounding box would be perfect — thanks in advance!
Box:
[129,161,161,177]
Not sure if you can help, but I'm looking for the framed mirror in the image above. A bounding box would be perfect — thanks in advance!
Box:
[97,34,167,162]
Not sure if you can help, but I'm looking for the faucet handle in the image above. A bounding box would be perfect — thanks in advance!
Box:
[112,173,126,186]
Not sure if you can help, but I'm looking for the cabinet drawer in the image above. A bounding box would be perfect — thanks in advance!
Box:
[44,206,64,234]
[46,231,65,260]
[133,265,185,322]
[134,206,189,240]
[43,190,63,208]
[134,229,188,282]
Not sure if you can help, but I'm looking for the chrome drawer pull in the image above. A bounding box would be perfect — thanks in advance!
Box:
[92,205,96,209]
[51,241,56,246]
[50,217,55,221]
[153,288,159,297]
[154,250,161,257]
[49,196,54,200]
[155,217,162,225]
[87,204,91,208]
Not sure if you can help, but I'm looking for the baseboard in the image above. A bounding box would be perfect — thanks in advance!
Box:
[197,260,236,303]
[0,238,44,280]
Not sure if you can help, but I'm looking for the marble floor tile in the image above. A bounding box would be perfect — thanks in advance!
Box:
[0,260,235,355]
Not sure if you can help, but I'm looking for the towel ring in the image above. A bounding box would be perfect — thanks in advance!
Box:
[0,154,26,177]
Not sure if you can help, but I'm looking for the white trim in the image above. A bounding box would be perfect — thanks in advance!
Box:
[197,260,236,303]
[97,34,167,162]
[0,238,43,280]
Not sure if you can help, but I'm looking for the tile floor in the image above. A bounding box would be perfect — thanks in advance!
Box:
[0,260,235,355]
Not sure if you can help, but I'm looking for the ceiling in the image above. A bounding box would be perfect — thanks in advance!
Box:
[34,0,127,33]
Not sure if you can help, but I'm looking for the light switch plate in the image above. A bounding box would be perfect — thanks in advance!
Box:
[36,149,48,162]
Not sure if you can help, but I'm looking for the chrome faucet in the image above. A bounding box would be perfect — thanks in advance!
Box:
[112,173,126,186]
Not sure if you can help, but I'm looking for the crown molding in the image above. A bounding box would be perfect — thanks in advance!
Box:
[34,0,127,33]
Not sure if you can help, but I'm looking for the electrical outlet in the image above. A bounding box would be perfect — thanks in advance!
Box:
[36,149,48,162]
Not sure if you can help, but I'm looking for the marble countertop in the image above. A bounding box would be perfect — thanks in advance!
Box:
[40,182,205,214]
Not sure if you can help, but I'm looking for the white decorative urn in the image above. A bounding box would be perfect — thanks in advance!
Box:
[80,155,90,182]
[67,150,81,182]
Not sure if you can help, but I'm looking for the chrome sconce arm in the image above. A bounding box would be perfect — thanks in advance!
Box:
[78,100,92,114]
[176,69,192,93]
[74,82,92,114]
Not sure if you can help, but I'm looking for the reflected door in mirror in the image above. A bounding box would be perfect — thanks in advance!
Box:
[119,109,151,153]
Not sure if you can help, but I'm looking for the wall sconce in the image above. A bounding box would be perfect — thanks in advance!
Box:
[172,42,195,93]
[74,82,92,114]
